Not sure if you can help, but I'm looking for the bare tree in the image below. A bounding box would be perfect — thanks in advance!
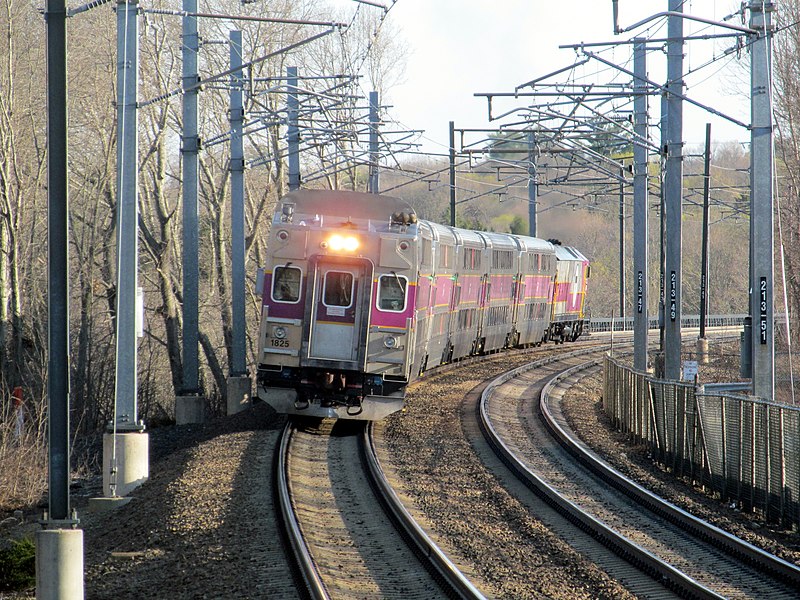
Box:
[773,0,800,345]
[0,0,48,396]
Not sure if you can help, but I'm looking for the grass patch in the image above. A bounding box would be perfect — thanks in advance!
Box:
[0,536,36,591]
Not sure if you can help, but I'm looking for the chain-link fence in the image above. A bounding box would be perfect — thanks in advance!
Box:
[603,354,800,528]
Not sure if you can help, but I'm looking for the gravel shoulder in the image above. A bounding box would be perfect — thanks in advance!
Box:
[2,404,297,600]
[379,354,637,600]
[2,342,797,599]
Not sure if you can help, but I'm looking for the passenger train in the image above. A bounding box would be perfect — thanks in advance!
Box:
[256,189,589,420]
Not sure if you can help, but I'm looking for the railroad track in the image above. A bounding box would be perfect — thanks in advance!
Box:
[275,419,484,599]
[480,350,800,598]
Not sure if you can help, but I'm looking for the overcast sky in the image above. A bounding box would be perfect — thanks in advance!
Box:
[382,0,752,155]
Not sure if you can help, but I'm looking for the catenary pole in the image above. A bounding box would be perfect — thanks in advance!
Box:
[369,91,379,193]
[664,0,685,380]
[230,30,246,377]
[39,0,84,595]
[749,1,775,399]
[633,39,649,372]
[113,0,140,430]
[700,123,711,339]
[181,0,200,393]
[449,121,456,226]
[619,166,626,322]
[46,0,70,525]
[659,93,667,362]
[528,130,538,237]
[288,66,300,191]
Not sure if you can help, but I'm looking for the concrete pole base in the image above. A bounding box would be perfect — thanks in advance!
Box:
[102,432,149,497]
[227,375,252,415]
[697,337,710,365]
[175,394,206,424]
[36,528,84,599]
[87,496,133,513]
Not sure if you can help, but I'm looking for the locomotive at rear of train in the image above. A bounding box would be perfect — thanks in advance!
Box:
[255,189,589,420]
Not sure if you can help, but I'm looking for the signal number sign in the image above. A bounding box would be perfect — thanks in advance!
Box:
[760,277,768,345]
[669,271,677,321]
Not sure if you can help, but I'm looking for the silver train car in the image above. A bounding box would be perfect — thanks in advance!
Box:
[255,189,589,420]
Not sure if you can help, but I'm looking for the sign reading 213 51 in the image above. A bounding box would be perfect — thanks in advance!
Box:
[760,276,768,345]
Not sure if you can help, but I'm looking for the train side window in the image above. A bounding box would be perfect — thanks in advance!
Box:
[422,238,433,266]
[272,266,301,303]
[323,271,354,307]
[377,273,408,312]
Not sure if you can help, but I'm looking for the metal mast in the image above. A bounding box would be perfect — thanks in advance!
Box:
[527,130,538,237]
[369,91,379,193]
[287,66,300,191]
[663,0,685,380]
[632,39,649,371]
[619,167,626,321]
[113,0,140,431]
[749,1,775,399]
[46,0,70,526]
[229,30,246,378]
[449,121,456,226]
[181,0,200,394]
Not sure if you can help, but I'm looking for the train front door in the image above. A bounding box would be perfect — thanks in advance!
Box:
[307,259,370,364]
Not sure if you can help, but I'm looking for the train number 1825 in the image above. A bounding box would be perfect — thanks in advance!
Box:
[270,339,290,348]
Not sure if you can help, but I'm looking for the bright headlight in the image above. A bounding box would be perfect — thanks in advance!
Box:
[383,336,398,349]
[328,234,359,252]
[273,326,287,339]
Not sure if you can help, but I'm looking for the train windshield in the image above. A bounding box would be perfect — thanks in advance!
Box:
[323,271,354,308]
[272,266,301,303]
[377,273,408,312]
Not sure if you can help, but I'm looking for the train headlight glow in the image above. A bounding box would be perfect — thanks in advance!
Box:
[383,336,398,349]
[273,326,287,339]
[327,234,359,253]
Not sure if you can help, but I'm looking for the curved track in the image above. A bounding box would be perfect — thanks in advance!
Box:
[275,420,485,600]
[480,352,800,599]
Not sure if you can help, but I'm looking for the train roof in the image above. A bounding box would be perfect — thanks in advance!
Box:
[419,220,457,244]
[277,190,416,229]
[477,230,520,251]
[419,220,555,254]
[508,234,555,254]
[553,244,589,262]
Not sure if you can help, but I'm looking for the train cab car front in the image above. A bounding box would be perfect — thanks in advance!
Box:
[256,190,417,420]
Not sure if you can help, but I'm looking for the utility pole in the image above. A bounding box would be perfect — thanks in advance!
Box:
[176,0,205,423]
[287,66,300,191]
[369,91,379,193]
[227,30,251,414]
[633,39,649,372]
[527,130,538,237]
[749,0,775,400]
[664,0,685,380]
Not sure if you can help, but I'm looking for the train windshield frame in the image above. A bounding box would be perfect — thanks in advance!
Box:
[272,265,302,303]
[377,273,408,312]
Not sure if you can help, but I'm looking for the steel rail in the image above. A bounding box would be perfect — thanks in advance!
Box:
[478,348,725,600]
[275,422,330,600]
[362,423,487,600]
[539,361,800,589]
